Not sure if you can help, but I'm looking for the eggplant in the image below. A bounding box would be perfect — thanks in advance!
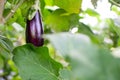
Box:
[26,10,44,46]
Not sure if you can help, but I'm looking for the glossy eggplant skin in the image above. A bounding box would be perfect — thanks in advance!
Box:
[26,10,44,46]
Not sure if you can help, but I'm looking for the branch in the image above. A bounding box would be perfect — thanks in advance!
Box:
[4,0,25,22]
[109,0,120,7]
[0,0,6,24]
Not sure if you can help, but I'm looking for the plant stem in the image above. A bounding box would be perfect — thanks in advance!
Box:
[4,0,25,22]
[0,0,6,24]
[109,0,120,7]
[33,0,40,10]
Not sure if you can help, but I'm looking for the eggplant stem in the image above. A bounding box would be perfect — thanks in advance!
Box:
[33,0,41,11]
[34,0,40,9]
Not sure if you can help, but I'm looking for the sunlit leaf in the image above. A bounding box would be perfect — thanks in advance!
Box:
[44,0,54,6]
[84,8,99,16]
[54,0,82,14]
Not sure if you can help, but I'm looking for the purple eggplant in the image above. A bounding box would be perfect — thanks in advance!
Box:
[26,10,44,46]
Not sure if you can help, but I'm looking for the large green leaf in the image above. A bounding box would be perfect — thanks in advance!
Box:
[44,9,80,32]
[13,44,62,80]
[45,33,120,80]
[59,69,72,80]
[54,0,82,14]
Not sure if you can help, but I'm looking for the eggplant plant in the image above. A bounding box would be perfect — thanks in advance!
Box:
[26,0,44,47]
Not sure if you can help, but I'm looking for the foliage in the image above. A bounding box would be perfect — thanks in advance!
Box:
[13,44,62,80]
[1,0,120,80]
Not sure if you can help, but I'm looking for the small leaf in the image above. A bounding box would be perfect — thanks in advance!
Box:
[13,44,62,80]
[0,35,13,59]
[0,35,13,52]
[84,8,99,16]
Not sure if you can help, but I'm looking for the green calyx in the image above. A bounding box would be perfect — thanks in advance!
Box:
[27,0,40,20]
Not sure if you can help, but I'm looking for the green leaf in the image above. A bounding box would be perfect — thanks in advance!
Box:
[3,2,12,17]
[84,8,99,16]
[45,33,120,80]
[69,14,80,27]
[77,22,101,44]
[13,44,62,80]
[45,9,70,31]
[54,0,82,14]
[20,0,34,16]
[44,0,54,6]
[106,18,120,37]
[0,55,4,69]
[7,0,19,4]
[78,22,93,35]
[59,69,72,80]
[40,0,45,13]
[44,9,80,32]
[8,8,25,27]
[0,35,13,52]
[0,35,13,59]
